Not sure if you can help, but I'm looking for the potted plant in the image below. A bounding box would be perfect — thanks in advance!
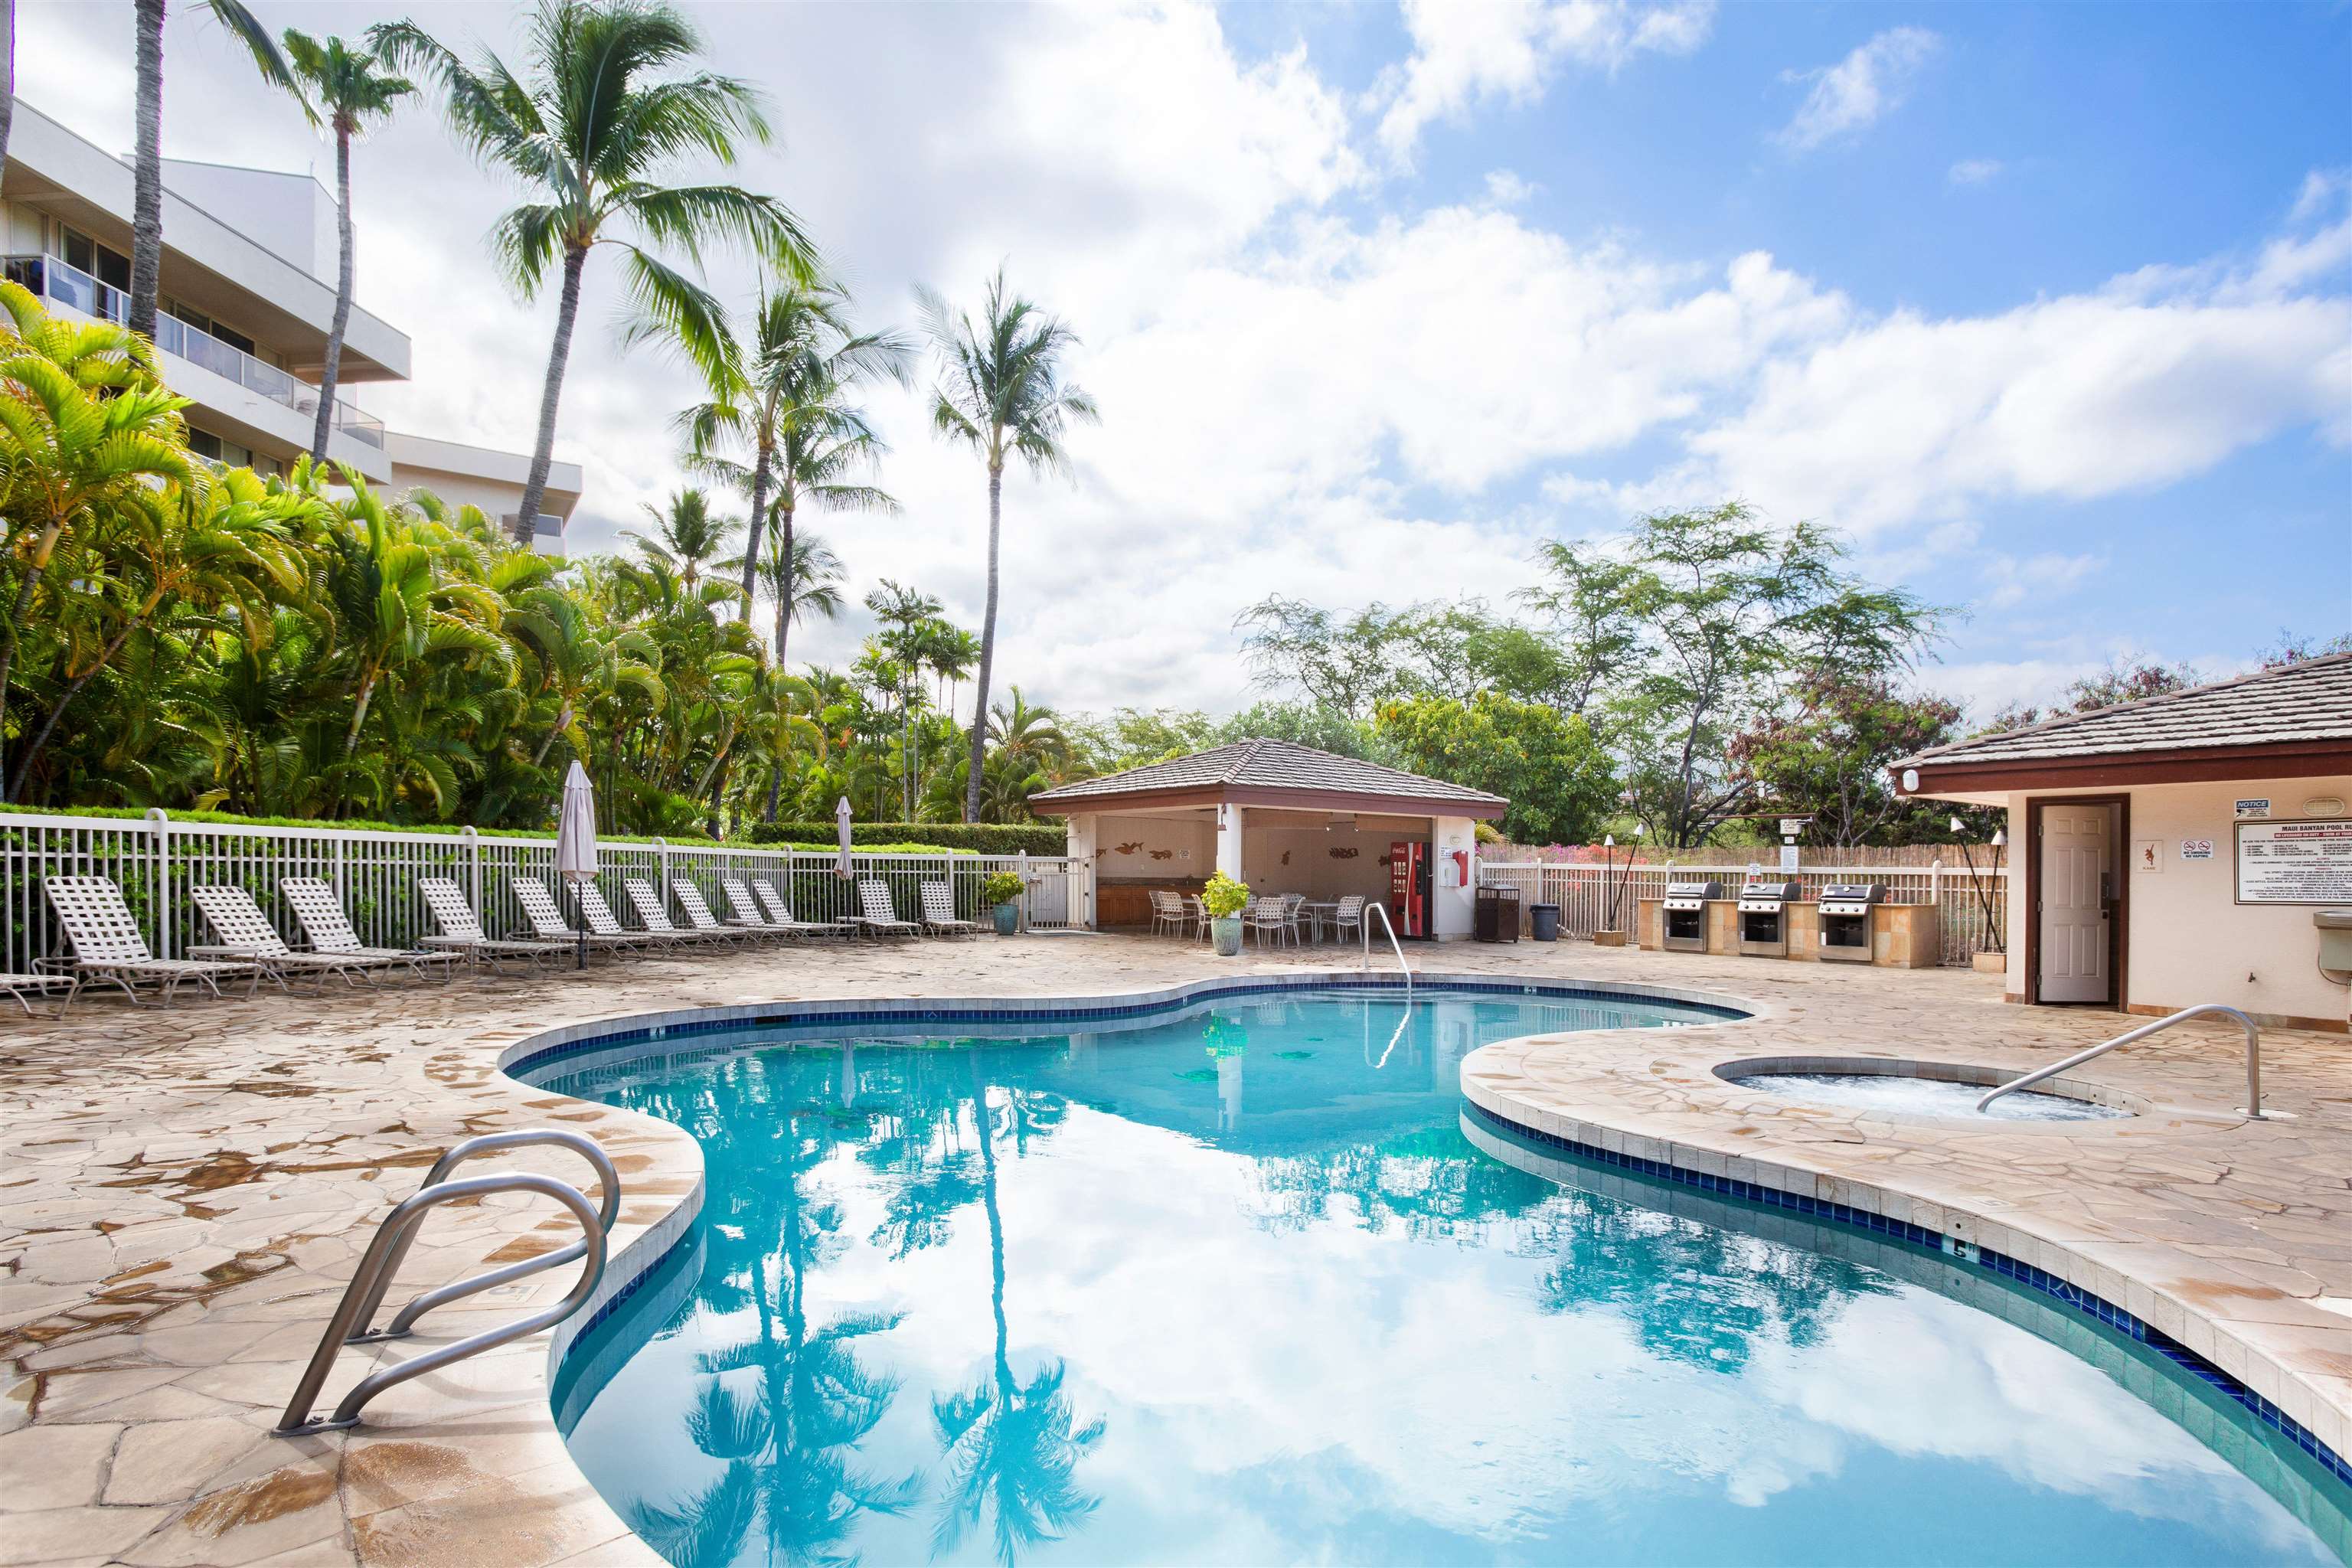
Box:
[981,871,1024,936]
[1202,871,1250,956]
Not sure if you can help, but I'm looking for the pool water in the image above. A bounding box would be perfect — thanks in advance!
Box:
[1726,1071,2134,1122]
[537,987,2347,1567]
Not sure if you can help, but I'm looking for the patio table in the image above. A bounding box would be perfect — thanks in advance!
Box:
[1300,900,1343,942]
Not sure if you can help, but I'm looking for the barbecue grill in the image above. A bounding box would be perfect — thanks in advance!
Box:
[1736,879,1802,957]
[1817,881,1887,964]
[1661,879,1725,952]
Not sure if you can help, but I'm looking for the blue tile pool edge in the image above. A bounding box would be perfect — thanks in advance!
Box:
[1462,1096,2352,1493]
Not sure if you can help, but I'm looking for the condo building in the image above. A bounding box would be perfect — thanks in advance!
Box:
[0,98,581,555]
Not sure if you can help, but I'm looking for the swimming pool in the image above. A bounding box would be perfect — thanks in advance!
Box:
[530,982,2349,1566]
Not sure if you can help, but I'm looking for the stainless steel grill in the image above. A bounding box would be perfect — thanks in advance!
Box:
[1818,881,1886,963]
[1661,879,1723,952]
[1736,879,1802,957]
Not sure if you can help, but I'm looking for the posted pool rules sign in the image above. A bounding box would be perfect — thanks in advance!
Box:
[2236,819,2352,905]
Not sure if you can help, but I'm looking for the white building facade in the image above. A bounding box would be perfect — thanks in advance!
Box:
[1,97,580,555]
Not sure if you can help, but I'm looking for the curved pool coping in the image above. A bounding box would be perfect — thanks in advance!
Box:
[1711,1054,2156,1119]
[495,965,2350,1535]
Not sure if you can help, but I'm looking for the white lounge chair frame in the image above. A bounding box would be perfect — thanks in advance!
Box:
[622,879,736,946]
[0,971,74,1014]
[746,877,854,938]
[280,878,463,982]
[512,878,637,956]
[416,878,572,971]
[671,879,772,943]
[852,878,923,939]
[42,875,262,1010]
[917,881,983,938]
[191,884,402,989]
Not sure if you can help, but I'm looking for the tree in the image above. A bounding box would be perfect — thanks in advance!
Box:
[127,0,293,342]
[917,266,1096,822]
[752,529,846,674]
[1537,505,1941,847]
[1215,701,1381,760]
[622,487,738,593]
[0,280,194,799]
[2260,631,2352,669]
[679,282,907,616]
[1979,658,2203,733]
[1374,691,1616,845]
[279,28,413,465]
[1726,666,1965,848]
[375,0,818,541]
[865,578,943,820]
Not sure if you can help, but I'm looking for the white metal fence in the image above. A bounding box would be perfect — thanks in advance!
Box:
[0,809,1085,973]
[1475,859,2009,967]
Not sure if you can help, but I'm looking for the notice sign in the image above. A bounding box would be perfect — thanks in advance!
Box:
[2236,819,2352,905]
[2235,798,2271,818]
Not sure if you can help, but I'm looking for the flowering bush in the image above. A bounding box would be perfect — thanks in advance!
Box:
[1202,871,1250,918]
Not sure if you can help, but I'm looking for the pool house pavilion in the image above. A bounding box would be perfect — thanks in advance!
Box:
[1028,740,1508,936]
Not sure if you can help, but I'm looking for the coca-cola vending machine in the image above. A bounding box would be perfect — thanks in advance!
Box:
[1389,841,1429,938]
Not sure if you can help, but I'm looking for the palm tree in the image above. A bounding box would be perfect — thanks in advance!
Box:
[622,487,739,593]
[279,29,413,465]
[374,0,818,540]
[127,0,294,342]
[916,266,1096,822]
[749,529,847,675]
[866,580,942,820]
[678,282,907,616]
[0,279,194,799]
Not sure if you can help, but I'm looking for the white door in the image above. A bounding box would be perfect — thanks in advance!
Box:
[2038,804,2114,1004]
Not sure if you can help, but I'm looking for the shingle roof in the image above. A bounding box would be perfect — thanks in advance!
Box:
[1898,653,2352,771]
[1029,739,1508,810]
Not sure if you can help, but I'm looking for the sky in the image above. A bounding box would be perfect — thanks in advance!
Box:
[18,0,2352,722]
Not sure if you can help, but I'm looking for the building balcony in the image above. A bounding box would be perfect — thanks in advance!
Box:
[5,253,391,481]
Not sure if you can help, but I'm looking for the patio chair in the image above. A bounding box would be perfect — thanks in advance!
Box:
[1246,898,1293,949]
[416,878,573,971]
[558,881,669,953]
[41,875,263,1010]
[917,880,984,938]
[672,878,773,943]
[852,878,923,939]
[280,877,463,982]
[1331,894,1366,944]
[0,971,74,1015]
[746,877,855,938]
[190,884,403,990]
[1281,893,1309,944]
[1148,890,1186,938]
[1184,893,1212,942]
[624,878,738,946]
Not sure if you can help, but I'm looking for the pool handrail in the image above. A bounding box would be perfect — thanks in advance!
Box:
[1361,900,1412,996]
[1975,1002,2262,1119]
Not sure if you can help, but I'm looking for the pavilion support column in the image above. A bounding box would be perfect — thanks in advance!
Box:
[1217,804,1246,884]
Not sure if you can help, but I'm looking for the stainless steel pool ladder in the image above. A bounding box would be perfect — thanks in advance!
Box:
[1361,901,1413,997]
[273,1129,621,1437]
[1975,1003,2264,1119]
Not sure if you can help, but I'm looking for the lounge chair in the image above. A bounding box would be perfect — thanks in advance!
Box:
[190,884,403,989]
[41,875,263,1009]
[623,878,738,946]
[514,878,641,956]
[747,877,854,938]
[280,877,463,982]
[416,878,572,970]
[917,880,983,938]
[672,878,773,943]
[0,972,74,1015]
[852,878,923,939]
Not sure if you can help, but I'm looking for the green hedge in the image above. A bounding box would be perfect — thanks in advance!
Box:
[0,801,698,846]
[738,820,1067,854]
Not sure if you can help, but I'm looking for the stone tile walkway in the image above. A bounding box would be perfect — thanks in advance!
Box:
[0,935,2342,1566]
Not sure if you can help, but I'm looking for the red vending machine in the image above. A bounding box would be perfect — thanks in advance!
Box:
[1389,841,1428,937]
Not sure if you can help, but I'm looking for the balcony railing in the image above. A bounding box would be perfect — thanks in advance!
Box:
[3,254,386,449]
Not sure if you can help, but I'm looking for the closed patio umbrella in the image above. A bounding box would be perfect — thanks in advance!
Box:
[834,795,854,880]
[556,760,599,970]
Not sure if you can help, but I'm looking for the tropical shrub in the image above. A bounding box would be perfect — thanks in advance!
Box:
[1201,871,1250,918]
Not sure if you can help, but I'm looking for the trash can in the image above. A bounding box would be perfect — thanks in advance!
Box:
[1529,903,1560,942]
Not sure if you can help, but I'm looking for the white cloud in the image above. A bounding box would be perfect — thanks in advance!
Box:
[1980,550,2107,610]
[1483,168,1538,206]
[1374,0,1713,165]
[1949,157,2003,186]
[1777,28,1942,152]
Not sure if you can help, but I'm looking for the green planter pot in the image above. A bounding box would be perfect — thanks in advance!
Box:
[991,903,1019,936]
[1210,915,1244,956]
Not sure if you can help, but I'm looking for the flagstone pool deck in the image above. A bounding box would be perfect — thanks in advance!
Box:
[0,936,2344,1566]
